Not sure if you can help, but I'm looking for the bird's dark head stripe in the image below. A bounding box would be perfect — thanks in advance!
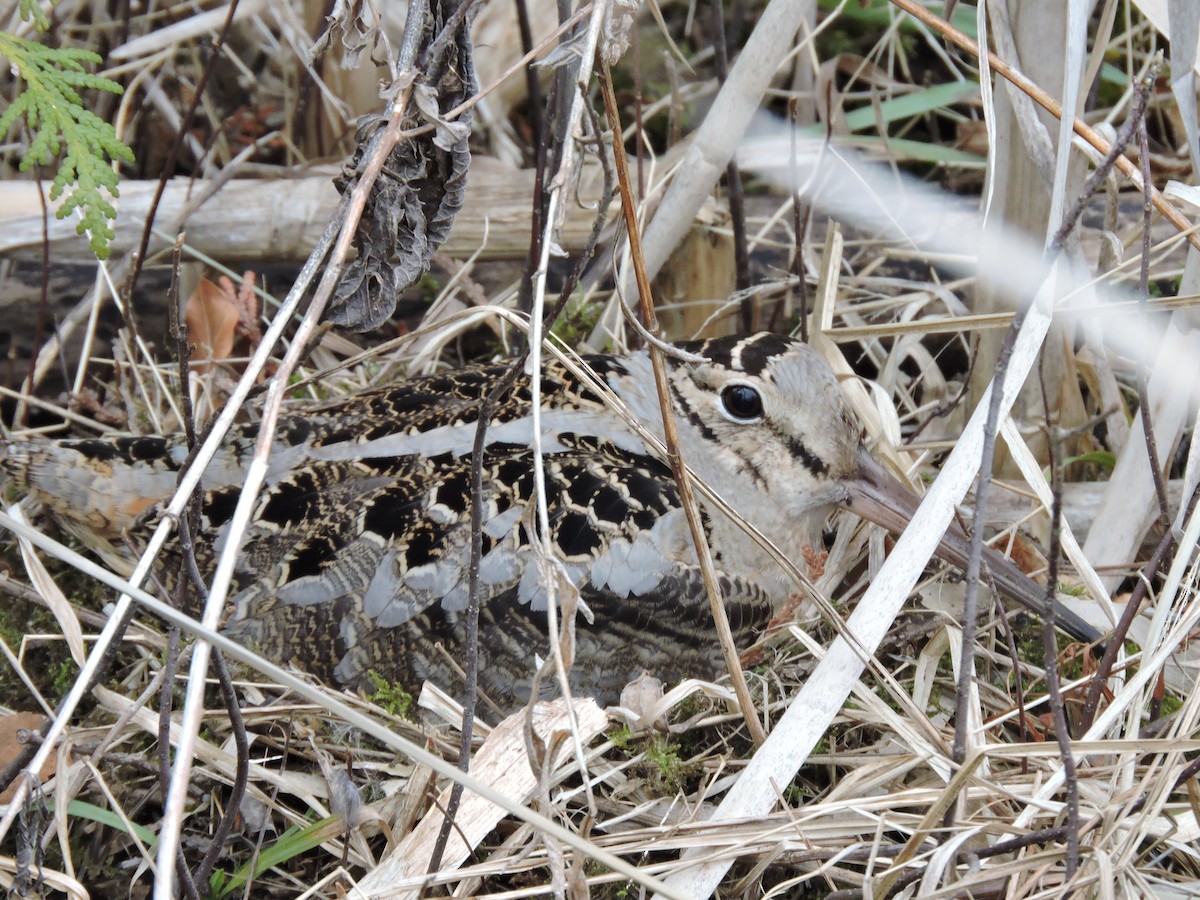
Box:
[669,379,719,447]
[676,332,800,377]
[582,356,630,379]
[784,434,828,477]
[729,332,798,377]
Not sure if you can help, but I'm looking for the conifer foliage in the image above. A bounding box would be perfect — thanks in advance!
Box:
[0,0,134,258]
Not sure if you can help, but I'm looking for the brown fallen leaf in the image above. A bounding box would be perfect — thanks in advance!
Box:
[185,275,241,372]
[0,712,55,802]
[1003,532,1050,586]
[68,386,128,428]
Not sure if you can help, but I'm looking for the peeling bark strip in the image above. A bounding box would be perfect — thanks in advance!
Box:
[328,0,476,331]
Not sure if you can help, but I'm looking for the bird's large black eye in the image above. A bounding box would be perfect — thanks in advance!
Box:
[719,384,764,423]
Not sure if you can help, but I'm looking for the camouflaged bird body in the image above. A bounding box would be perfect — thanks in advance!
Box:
[4,334,863,708]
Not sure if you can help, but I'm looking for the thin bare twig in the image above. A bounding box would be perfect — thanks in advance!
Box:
[123,0,244,311]
[1038,363,1080,878]
[516,31,554,322]
[425,370,514,882]
[1136,120,1172,529]
[889,0,1200,252]
[787,97,809,343]
[192,651,249,889]
[948,298,1016,768]
[429,97,616,876]
[517,1,612,866]
[19,167,51,428]
[599,61,767,747]
[708,0,752,325]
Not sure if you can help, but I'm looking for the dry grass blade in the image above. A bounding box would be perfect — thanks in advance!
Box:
[10,506,86,668]
[652,254,1064,900]
[3,0,1200,894]
[599,61,767,747]
[0,510,686,898]
[358,699,607,896]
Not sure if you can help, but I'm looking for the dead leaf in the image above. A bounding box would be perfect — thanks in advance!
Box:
[1003,532,1049,586]
[0,712,54,802]
[329,15,475,332]
[185,276,240,372]
[67,387,127,427]
[620,672,667,731]
[184,271,262,376]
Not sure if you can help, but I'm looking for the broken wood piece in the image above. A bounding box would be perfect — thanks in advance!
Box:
[356,697,607,898]
[0,157,608,264]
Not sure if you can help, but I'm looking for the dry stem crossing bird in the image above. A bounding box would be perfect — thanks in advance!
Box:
[2,333,1098,709]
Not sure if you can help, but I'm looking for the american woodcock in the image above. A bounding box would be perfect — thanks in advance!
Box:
[2,333,1098,708]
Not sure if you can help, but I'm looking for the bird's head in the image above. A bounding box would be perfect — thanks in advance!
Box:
[657,332,1099,643]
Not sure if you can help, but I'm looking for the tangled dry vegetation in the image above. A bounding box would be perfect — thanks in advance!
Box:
[0,0,1199,897]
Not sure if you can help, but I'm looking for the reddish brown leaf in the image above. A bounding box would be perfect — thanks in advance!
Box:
[185,276,240,372]
[0,712,54,802]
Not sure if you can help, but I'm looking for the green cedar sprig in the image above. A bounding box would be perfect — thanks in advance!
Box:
[0,29,134,259]
[17,0,49,31]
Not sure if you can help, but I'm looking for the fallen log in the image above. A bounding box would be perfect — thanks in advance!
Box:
[0,157,607,263]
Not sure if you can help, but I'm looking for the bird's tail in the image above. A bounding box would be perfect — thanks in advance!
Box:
[1,435,183,537]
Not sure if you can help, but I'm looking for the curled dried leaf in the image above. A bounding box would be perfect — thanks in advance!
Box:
[600,0,640,65]
[329,4,476,332]
[184,271,261,373]
[311,0,380,67]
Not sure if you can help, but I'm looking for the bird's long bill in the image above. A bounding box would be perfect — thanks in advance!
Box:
[843,450,1100,644]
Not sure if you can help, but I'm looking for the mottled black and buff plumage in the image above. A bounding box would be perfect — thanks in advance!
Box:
[2,333,1099,709]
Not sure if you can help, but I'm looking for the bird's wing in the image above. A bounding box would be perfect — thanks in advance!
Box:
[220,435,772,701]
